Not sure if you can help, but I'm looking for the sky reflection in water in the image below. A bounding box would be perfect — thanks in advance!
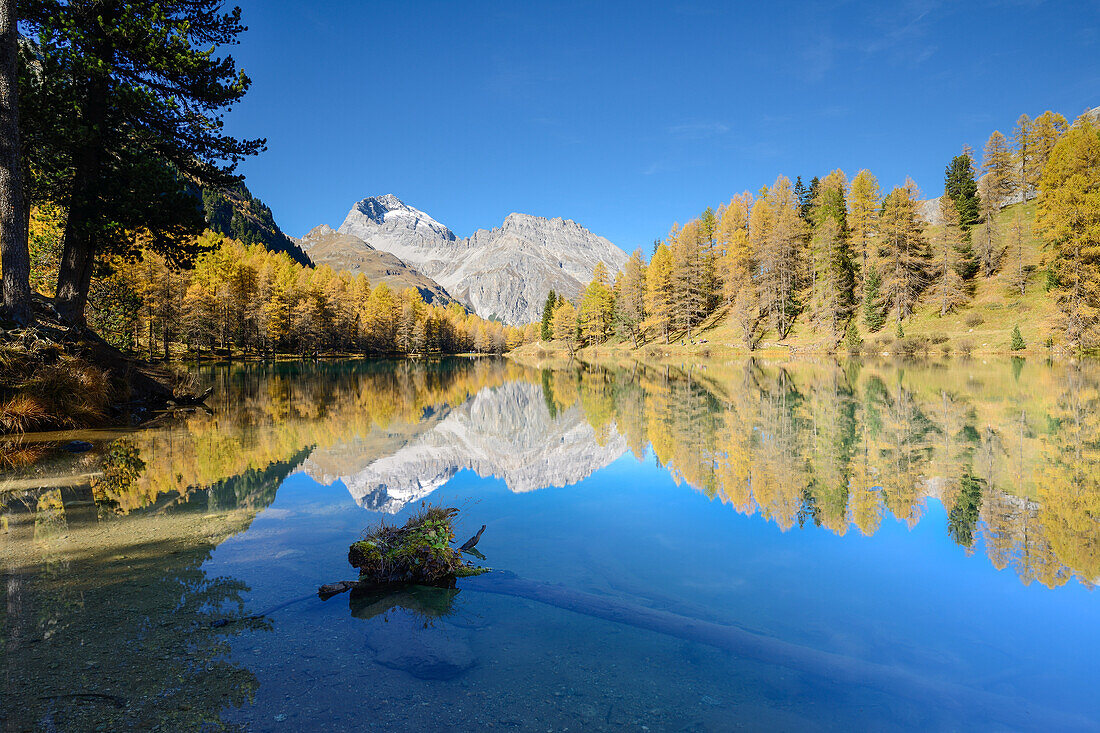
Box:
[2,357,1099,731]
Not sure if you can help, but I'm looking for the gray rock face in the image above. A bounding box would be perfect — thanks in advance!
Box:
[917,196,945,226]
[301,380,629,513]
[338,194,459,267]
[334,195,628,324]
[296,224,456,305]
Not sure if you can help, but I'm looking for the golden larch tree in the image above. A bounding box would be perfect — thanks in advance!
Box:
[981,130,1015,207]
[879,179,928,324]
[1035,116,1100,346]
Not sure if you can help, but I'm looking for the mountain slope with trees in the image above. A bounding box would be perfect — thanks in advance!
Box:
[201,183,311,266]
[520,106,1100,359]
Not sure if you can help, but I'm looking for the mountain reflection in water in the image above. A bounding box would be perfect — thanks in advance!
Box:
[4,357,1098,588]
[4,356,1100,730]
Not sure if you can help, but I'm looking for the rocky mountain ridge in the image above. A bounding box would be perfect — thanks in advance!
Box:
[331,195,628,324]
[295,224,456,305]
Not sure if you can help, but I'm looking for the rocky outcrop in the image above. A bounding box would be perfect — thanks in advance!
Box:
[447,213,628,323]
[301,380,629,513]
[917,195,946,226]
[331,195,628,324]
[296,224,456,305]
[337,194,459,267]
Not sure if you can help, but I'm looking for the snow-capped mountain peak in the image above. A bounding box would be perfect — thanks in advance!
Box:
[344,194,456,239]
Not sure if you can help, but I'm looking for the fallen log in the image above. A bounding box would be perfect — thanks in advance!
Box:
[172,386,213,406]
[457,571,1088,730]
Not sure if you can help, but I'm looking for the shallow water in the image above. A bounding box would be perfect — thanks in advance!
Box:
[2,356,1099,731]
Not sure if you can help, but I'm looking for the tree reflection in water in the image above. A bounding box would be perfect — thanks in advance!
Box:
[0,456,305,731]
[4,355,1099,728]
[538,357,1100,589]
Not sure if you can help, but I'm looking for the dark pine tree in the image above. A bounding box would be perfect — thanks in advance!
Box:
[21,0,266,325]
[541,290,557,341]
[817,186,857,327]
[794,176,808,221]
[944,153,981,236]
[806,177,820,214]
[944,153,981,277]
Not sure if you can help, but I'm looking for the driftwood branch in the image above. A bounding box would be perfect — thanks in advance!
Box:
[459,525,486,552]
[172,386,213,406]
[318,580,359,600]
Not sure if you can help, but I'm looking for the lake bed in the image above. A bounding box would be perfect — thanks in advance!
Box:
[3,357,1099,731]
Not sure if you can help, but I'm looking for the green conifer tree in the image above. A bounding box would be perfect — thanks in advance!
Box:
[944,153,981,238]
[862,264,886,331]
[1011,324,1026,351]
[541,290,557,341]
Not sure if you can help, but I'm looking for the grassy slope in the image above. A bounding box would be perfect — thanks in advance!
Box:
[515,200,1061,362]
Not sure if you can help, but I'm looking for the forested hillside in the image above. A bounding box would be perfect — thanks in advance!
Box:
[201,183,312,266]
[27,218,530,359]
[532,108,1100,357]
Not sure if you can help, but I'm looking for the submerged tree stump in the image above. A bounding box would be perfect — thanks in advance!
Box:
[345,506,488,586]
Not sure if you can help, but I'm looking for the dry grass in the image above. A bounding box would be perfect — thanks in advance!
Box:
[0,395,52,434]
[0,439,50,469]
[0,342,112,434]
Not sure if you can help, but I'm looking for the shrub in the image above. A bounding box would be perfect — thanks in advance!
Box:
[957,339,974,356]
[1044,266,1058,292]
[896,337,930,357]
[964,313,984,327]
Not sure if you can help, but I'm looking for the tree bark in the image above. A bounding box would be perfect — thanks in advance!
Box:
[54,5,113,327]
[0,0,30,323]
[54,160,101,326]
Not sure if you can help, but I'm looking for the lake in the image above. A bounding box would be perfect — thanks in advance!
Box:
[2,357,1099,731]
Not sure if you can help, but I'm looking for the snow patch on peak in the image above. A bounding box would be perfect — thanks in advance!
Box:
[341,194,456,241]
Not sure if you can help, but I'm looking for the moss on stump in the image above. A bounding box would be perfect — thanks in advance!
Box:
[348,506,489,585]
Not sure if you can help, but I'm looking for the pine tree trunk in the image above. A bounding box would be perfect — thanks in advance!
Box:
[54,224,97,325]
[0,0,30,323]
[55,13,112,327]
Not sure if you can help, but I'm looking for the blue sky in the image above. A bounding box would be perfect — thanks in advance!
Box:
[225,0,1100,251]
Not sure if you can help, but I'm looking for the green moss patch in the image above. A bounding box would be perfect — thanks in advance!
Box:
[349,506,489,584]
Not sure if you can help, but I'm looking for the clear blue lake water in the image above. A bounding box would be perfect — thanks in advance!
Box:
[2,357,1099,731]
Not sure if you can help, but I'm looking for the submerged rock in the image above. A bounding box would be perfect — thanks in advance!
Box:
[367,620,475,677]
[365,622,476,681]
[63,440,94,453]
